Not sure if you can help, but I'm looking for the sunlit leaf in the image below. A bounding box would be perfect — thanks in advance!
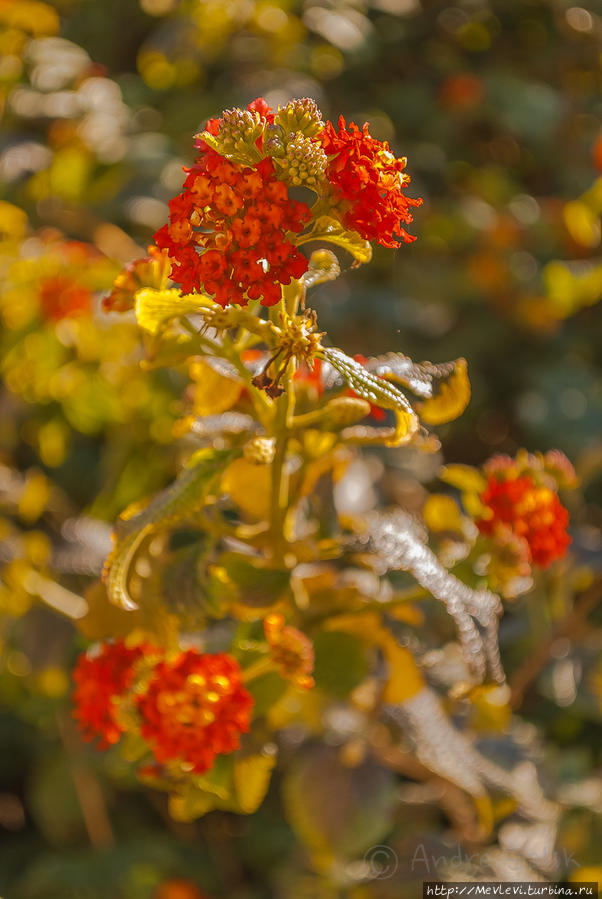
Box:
[414,358,471,424]
[135,287,215,334]
[221,457,271,521]
[321,347,418,446]
[301,216,372,265]
[189,358,243,416]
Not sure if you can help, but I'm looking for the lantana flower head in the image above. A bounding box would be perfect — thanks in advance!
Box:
[155,152,310,306]
[319,116,422,248]
[136,650,254,773]
[72,639,149,748]
[477,453,572,568]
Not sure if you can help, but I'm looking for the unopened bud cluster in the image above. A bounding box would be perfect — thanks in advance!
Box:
[214,108,263,159]
[273,131,327,188]
[274,97,324,138]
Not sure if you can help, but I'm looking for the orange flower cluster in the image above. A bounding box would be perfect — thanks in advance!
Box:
[154,150,310,306]
[72,641,253,773]
[264,614,315,689]
[39,273,92,320]
[136,651,253,774]
[319,116,422,248]
[72,640,148,748]
[477,463,571,568]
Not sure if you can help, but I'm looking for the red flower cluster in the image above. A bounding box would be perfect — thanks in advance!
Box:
[136,651,253,774]
[320,116,422,248]
[478,473,571,568]
[72,640,147,748]
[72,642,254,773]
[155,152,310,307]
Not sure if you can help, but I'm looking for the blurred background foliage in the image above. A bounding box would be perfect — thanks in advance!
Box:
[0,0,601,897]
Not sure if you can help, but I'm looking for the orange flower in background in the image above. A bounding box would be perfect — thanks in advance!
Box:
[155,153,309,306]
[72,640,149,748]
[38,273,92,320]
[155,880,210,899]
[136,651,254,773]
[103,245,171,312]
[477,466,571,568]
[264,614,315,689]
[320,116,422,248]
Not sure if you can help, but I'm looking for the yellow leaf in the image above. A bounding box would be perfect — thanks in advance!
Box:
[423,494,464,533]
[0,0,59,36]
[564,199,601,249]
[440,464,487,494]
[135,288,214,334]
[380,635,425,703]
[388,603,425,627]
[18,471,50,524]
[470,684,512,733]
[168,792,216,822]
[189,359,242,416]
[222,457,271,520]
[233,754,276,814]
[415,358,471,425]
[570,868,602,891]
[0,201,28,239]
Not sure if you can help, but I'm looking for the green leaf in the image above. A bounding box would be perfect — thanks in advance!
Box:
[214,551,291,610]
[321,347,418,446]
[300,216,372,265]
[282,745,396,867]
[104,449,236,610]
[313,631,369,698]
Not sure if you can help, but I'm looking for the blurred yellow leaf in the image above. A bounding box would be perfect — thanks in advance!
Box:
[415,358,471,425]
[0,0,59,36]
[18,470,50,523]
[564,199,601,248]
[441,464,487,494]
[233,754,276,814]
[470,684,512,732]
[222,457,271,520]
[168,792,215,822]
[190,359,242,416]
[423,494,464,533]
[570,868,602,891]
[380,635,425,703]
[0,201,28,239]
